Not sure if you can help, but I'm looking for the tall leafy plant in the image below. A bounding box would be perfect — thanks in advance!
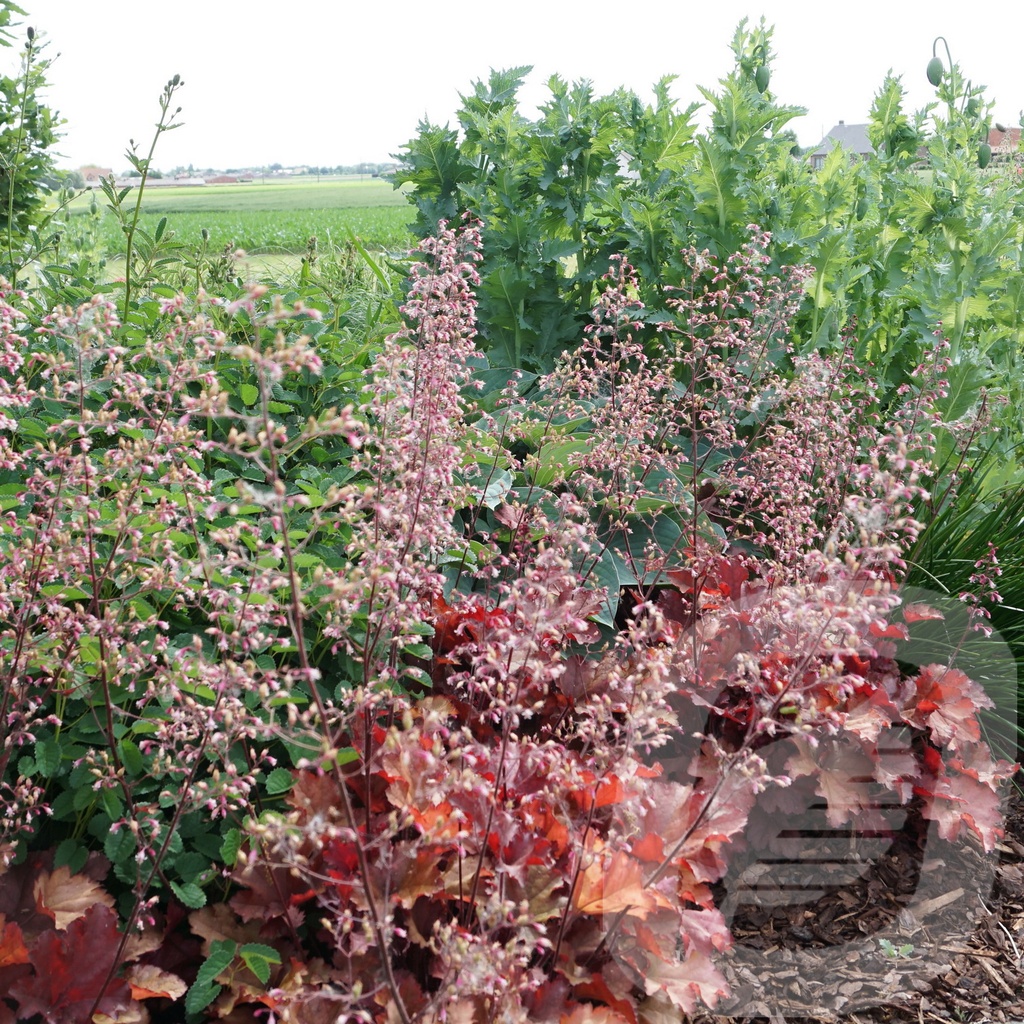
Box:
[97,74,186,322]
[394,22,1024,458]
[0,4,61,287]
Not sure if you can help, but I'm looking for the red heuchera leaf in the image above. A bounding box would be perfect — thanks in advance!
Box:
[868,620,909,640]
[9,903,133,1024]
[573,850,670,919]
[915,744,1016,852]
[786,738,879,827]
[570,772,628,813]
[0,915,29,968]
[903,602,945,623]
[640,948,730,1013]
[949,743,1019,788]
[571,971,640,1024]
[632,762,755,902]
[905,665,992,750]
[678,906,733,958]
[430,594,510,655]
[666,555,750,603]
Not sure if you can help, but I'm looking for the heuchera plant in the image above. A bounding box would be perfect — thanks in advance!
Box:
[0,217,1015,1023]
[213,220,1015,1023]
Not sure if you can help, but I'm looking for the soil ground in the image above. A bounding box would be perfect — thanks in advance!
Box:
[693,781,1024,1023]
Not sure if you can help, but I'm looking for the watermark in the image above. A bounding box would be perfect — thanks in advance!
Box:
[598,581,1018,1017]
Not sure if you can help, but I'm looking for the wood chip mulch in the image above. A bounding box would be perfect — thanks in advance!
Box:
[688,779,1024,1023]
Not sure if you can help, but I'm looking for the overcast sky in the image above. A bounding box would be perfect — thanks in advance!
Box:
[21,1,1024,173]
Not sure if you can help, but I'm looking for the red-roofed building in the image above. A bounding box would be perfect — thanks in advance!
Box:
[989,126,1022,155]
[79,165,113,186]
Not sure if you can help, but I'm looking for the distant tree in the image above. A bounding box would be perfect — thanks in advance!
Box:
[0,3,61,280]
[42,167,83,190]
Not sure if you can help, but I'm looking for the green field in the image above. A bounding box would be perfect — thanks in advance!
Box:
[66,176,415,256]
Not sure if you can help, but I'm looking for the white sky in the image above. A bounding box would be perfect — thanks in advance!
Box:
[19,1,1024,173]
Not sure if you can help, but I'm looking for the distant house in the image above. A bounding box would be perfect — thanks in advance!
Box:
[989,126,1022,162]
[112,176,207,189]
[79,165,113,187]
[807,122,873,170]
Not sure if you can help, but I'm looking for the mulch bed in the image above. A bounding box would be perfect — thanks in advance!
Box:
[692,779,1024,1023]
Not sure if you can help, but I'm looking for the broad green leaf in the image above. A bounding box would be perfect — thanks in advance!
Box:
[39,584,91,601]
[402,642,433,660]
[33,738,61,778]
[531,438,592,488]
[54,838,89,874]
[170,880,207,909]
[104,826,136,865]
[118,738,144,776]
[264,767,294,795]
[220,828,242,866]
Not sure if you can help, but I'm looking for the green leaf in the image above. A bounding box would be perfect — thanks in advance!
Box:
[477,468,514,509]
[264,767,294,795]
[185,939,237,1014]
[101,788,124,820]
[531,438,591,488]
[170,880,207,909]
[240,942,281,986]
[239,383,259,406]
[54,838,88,874]
[402,642,433,660]
[118,738,144,775]
[104,825,136,865]
[220,828,242,866]
[33,738,61,778]
[39,584,91,601]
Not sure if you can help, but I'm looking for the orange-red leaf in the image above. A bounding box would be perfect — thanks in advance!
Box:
[126,963,188,1000]
[903,602,945,623]
[0,914,29,967]
[573,851,668,919]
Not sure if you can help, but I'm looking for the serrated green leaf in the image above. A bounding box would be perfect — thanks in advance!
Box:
[101,788,123,820]
[33,738,61,778]
[220,828,241,866]
[185,979,222,1016]
[54,838,89,874]
[104,824,136,865]
[185,939,237,1014]
[239,383,259,406]
[264,767,294,795]
[402,642,433,660]
[118,738,144,775]
[240,942,281,986]
[170,880,207,909]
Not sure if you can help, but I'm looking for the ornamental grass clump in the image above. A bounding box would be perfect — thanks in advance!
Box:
[0,217,1014,1023]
